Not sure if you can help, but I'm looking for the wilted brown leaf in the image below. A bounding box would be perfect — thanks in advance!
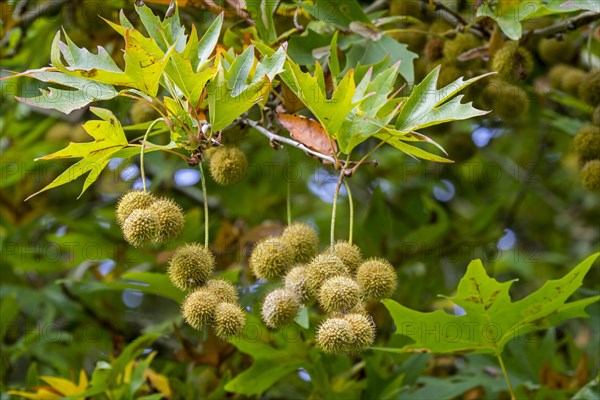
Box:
[278,113,338,156]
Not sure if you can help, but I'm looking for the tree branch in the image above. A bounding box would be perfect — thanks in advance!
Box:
[523,11,600,40]
[243,118,377,169]
[419,0,489,38]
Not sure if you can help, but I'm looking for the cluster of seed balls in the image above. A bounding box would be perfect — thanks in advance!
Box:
[116,191,185,247]
[249,223,398,354]
[167,244,246,340]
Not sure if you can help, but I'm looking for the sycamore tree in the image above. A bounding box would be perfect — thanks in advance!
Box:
[1,1,599,399]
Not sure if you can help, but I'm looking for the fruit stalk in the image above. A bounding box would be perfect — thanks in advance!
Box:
[139,118,163,192]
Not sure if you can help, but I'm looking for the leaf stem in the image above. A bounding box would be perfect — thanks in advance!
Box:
[198,161,210,248]
[139,118,163,192]
[349,141,385,175]
[344,179,354,245]
[496,353,516,400]
[330,163,347,249]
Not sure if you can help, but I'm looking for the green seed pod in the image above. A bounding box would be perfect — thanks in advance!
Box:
[331,241,362,274]
[122,209,159,247]
[318,276,361,313]
[168,244,215,290]
[578,71,600,107]
[116,190,156,225]
[492,41,534,82]
[284,265,311,303]
[445,132,477,163]
[581,160,600,192]
[209,146,248,185]
[548,64,572,89]
[148,198,185,244]
[561,68,587,96]
[356,258,398,302]
[261,288,300,329]
[305,254,348,299]
[343,313,376,352]
[249,238,294,280]
[130,101,159,124]
[214,302,246,339]
[281,222,320,263]
[593,105,600,127]
[574,125,600,163]
[316,317,354,354]
[182,287,219,330]
[537,37,576,66]
[205,279,239,303]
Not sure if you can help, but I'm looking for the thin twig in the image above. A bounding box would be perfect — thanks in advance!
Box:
[523,11,600,40]
[244,118,337,164]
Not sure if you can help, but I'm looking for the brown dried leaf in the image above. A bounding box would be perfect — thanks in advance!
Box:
[277,113,338,156]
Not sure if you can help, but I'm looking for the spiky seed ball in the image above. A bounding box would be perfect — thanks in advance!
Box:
[578,71,600,107]
[343,313,376,352]
[492,41,534,82]
[205,279,239,303]
[122,209,159,247]
[209,146,248,185]
[581,160,600,192]
[390,22,429,52]
[214,302,245,339]
[130,101,159,124]
[261,288,300,329]
[220,126,249,145]
[593,105,600,127]
[249,238,294,280]
[437,64,462,88]
[168,244,214,290]
[305,254,348,299]
[316,317,354,354]
[446,132,477,163]
[332,241,362,274]
[284,265,311,303]
[281,222,319,263]
[182,288,219,330]
[116,190,156,225]
[357,258,398,301]
[537,37,576,66]
[318,276,361,313]
[442,33,480,65]
[548,64,572,89]
[561,69,587,96]
[483,80,529,120]
[149,198,185,244]
[574,125,600,163]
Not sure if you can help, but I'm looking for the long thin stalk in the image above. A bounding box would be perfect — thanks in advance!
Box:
[496,353,516,400]
[198,161,209,248]
[330,167,345,248]
[343,179,354,245]
[139,118,163,192]
[286,173,292,226]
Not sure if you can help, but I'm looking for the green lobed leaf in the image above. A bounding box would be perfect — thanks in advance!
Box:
[279,58,357,139]
[379,253,600,355]
[7,69,119,114]
[394,67,492,133]
[476,1,540,40]
[25,108,131,200]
